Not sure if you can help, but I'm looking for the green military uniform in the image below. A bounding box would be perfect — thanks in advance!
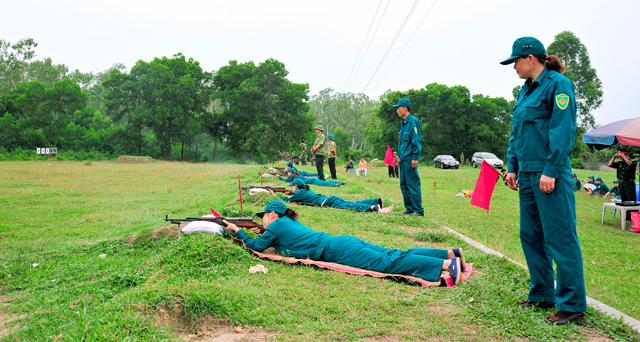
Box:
[300,142,308,165]
[299,176,342,187]
[236,215,448,281]
[292,153,299,165]
[313,126,327,180]
[592,178,610,196]
[395,98,424,215]
[611,159,637,202]
[571,173,581,191]
[279,188,376,211]
[346,159,355,171]
[504,37,586,314]
[609,181,620,200]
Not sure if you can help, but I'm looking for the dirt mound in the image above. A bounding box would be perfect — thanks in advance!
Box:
[116,156,153,163]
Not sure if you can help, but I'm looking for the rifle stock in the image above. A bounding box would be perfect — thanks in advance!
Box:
[164,215,265,234]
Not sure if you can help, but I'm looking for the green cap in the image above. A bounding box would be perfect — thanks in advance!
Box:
[614,179,620,184]
[256,200,288,218]
[595,177,603,182]
[392,98,411,108]
[500,37,545,65]
[327,134,334,140]
[286,161,293,166]
[289,178,305,187]
[315,124,324,131]
[588,175,594,179]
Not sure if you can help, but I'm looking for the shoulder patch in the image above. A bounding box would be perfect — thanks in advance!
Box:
[414,127,418,134]
[555,94,570,110]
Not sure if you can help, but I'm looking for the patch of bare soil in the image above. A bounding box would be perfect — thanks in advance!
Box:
[577,327,617,342]
[0,295,26,338]
[116,156,153,163]
[152,304,278,342]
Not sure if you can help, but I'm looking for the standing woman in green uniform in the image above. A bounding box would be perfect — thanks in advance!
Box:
[311,125,327,180]
[502,37,586,325]
[326,134,338,179]
[223,200,466,285]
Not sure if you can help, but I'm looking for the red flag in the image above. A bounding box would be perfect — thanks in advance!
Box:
[210,208,221,217]
[470,160,502,213]
[383,145,394,166]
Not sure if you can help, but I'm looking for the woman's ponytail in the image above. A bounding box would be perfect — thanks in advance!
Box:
[546,55,565,74]
[283,208,299,221]
[535,54,566,74]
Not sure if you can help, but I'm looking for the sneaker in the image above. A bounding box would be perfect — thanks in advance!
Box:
[411,212,424,216]
[333,184,341,187]
[402,210,413,215]
[544,311,585,325]
[516,300,556,309]
[448,257,461,285]
[453,248,466,272]
[342,182,347,185]
[379,198,384,208]
[373,204,381,213]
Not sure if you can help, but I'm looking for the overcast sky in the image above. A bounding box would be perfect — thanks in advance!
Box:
[3,0,638,126]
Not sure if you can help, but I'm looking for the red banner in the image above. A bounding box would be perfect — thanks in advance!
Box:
[383,145,394,166]
[470,160,502,213]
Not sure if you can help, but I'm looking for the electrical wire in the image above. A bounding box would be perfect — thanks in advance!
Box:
[361,0,421,94]
[368,0,438,96]
[346,0,391,92]
[342,0,384,92]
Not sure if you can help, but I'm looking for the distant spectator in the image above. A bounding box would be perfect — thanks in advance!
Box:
[604,179,620,200]
[358,158,367,176]
[345,157,355,172]
[571,173,581,191]
[587,177,609,196]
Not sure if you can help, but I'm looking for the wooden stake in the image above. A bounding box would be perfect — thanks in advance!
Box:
[238,174,244,217]
[260,166,263,186]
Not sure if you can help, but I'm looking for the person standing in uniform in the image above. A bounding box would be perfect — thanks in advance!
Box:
[394,98,424,216]
[300,140,308,166]
[502,37,586,325]
[394,152,400,178]
[311,125,326,180]
[608,148,637,203]
[460,152,464,167]
[326,134,338,179]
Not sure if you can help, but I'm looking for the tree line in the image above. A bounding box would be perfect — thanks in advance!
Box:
[0,31,604,164]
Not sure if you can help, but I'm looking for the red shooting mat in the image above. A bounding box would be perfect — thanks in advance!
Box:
[235,239,474,288]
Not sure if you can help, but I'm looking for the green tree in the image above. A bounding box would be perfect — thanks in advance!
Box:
[213,58,312,162]
[13,79,87,146]
[333,126,350,152]
[547,31,603,130]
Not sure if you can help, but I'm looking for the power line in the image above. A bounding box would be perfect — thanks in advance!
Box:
[342,0,384,92]
[346,0,391,92]
[368,0,438,96]
[361,0,421,94]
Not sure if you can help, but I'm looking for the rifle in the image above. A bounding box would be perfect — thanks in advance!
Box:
[164,215,265,233]
[242,186,291,194]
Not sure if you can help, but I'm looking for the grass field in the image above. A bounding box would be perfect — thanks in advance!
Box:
[1,161,638,341]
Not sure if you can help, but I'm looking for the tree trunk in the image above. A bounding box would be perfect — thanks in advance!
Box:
[181,140,184,161]
[213,139,218,160]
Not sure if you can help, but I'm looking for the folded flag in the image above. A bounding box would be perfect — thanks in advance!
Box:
[470,160,501,213]
[383,145,395,167]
